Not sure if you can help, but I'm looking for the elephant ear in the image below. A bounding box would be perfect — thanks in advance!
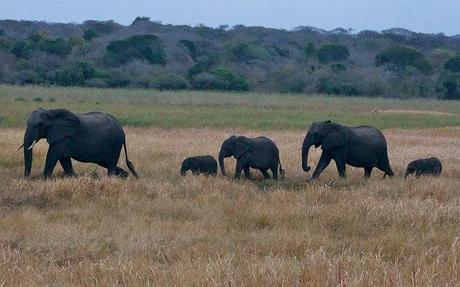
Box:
[46,109,81,144]
[234,137,251,159]
[320,124,348,151]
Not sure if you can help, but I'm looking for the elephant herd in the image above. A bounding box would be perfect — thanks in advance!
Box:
[20,108,442,181]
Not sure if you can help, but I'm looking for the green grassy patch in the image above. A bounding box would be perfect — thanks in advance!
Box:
[0,85,459,129]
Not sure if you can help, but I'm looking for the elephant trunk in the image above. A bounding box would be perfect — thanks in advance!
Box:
[180,163,187,176]
[23,127,38,177]
[404,169,410,179]
[219,149,227,176]
[302,135,312,172]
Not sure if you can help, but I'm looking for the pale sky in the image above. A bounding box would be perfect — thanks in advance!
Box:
[1,0,459,35]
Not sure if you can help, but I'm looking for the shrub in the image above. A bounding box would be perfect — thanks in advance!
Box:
[48,97,57,103]
[317,44,350,64]
[10,41,29,58]
[104,70,132,87]
[187,54,219,77]
[179,39,198,60]
[228,43,270,63]
[444,57,460,73]
[53,61,96,86]
[105,35,166,66]
[83,29,98,41]
[304,42,315,58]
[191,68,249,91]
[33,97,43,102]
[39,38,72,57]
[317,77,361,96]
[153,73,189,90]
[375,46,433,75]
[191,73,226,90]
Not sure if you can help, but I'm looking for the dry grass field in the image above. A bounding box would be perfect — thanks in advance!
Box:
[1,126,459,286]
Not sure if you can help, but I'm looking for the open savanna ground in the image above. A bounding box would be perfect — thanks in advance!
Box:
[1,85,460,286]
[0,124,460,286]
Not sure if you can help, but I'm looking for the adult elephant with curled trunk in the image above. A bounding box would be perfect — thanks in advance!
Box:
[21,108,138,179]
[301,121,394,180]
[219,135,285,180]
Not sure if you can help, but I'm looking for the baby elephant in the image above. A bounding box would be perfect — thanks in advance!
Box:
[181,155,218,176]
[405,157,442,178]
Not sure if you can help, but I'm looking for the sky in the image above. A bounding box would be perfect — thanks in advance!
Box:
[0,0,459,35]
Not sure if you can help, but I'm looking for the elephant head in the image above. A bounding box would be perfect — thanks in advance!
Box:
[404,162,417,178]
[180,158,198,176]
[302,121,348,172]
[218,135,250,176]
[22,108,80,177]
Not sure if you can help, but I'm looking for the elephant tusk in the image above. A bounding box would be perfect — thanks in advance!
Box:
[27,140,37,150]
[17,144,24,151]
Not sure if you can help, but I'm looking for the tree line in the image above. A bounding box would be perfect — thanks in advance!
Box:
[0,18,459,99]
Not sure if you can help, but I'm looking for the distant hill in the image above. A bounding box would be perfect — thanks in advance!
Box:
[0,18,459,99]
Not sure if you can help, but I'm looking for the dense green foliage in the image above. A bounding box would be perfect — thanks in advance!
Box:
[317,44,350,64]
[375,46,433,75]
[0,20,460,98]
[105,34,166,66]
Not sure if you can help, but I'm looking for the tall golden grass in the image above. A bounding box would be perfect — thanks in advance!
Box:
[0,127,459,286]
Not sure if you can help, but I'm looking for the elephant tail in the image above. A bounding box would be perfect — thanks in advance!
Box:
[278,159,285,180]
[123,138,139,179]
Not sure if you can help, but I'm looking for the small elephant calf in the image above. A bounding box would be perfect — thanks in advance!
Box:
[181,155,218,176]
[405,157,442,178]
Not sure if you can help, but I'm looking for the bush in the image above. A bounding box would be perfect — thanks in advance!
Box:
[187,54,219,77]
[104,70,131,87]
[153,73,189,90]
[304,42,315,58]
[105,35,167,66]
[179,39,198,60]
[53,61,96,86]
[10,41,29,58]
[444,57,460,73]
[317,77,361,96]
[317,44,350,64]
[83,29,98,41]
[375,46,433,75]
[191,68,249,91]
[39,38,72,57]
[228,43,270,63]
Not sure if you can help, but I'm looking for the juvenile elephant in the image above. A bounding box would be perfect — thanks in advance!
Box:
[181,155,217,176]
[405,157,442,178]
[21,108,138,179]
[219,135,285,180]
[302,121,394,180]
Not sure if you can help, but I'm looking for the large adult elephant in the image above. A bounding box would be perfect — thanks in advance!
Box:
[301,121,394,180]
[21,108,138,179]
[219,135,285,180]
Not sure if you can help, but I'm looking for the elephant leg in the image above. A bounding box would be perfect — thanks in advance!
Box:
[59,157,76,177]
[270,167,278,180]
[43,145,61,179]
[244,166,252,180]
[311,152,332,179]
[261,169,271,179]
[234,159,248,179]
[364,167,373,178]
[108,167,129,178]
[335,160,346,178]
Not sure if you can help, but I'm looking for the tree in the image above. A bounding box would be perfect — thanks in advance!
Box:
[317,44,350,64]
[375,46,433,75]
[105,34,167,66]
[444,56,460,73]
